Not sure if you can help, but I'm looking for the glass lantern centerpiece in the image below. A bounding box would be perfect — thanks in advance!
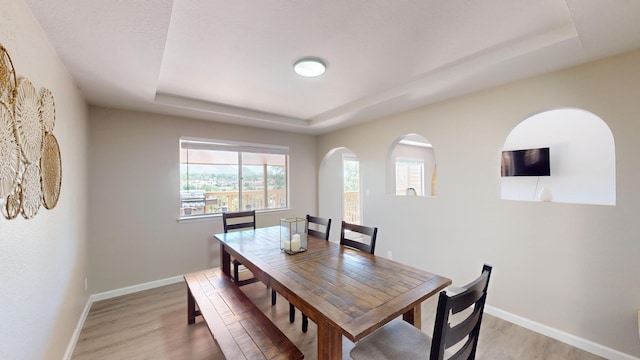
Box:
[280,217,308,255]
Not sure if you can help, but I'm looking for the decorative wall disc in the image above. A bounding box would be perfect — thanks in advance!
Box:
[0,101,19,199]
[2,183,22,220]
[0,44,62,220]
[40,132,61,209]
[0,45,17,104]
[39,88,55,133]
[21,163,41,219]
[14,78,43,164]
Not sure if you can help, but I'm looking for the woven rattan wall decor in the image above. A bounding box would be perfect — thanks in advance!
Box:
[0,43,62,220]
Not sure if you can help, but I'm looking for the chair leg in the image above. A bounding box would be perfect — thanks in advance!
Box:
[302,314,309,333]
[289,303,295,323]
[233,262,239,285]
[271,289,277,306]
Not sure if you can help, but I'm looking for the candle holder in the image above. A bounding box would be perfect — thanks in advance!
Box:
[280,217,308,254]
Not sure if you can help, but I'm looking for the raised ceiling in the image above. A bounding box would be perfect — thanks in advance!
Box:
[24,0,640,134]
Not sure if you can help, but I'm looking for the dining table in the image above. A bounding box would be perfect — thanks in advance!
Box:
[215,225,452,360]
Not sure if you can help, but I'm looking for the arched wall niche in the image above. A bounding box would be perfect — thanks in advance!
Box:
[500,108,616,205]
[319,147,361,243]
[386,134,436,196]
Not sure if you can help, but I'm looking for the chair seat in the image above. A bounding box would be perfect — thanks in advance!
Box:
[350,319,432,360]
[352,264,493,360]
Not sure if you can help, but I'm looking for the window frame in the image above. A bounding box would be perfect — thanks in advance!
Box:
[179,137,290,220]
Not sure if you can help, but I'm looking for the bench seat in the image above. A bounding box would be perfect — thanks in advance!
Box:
[184,267,304,360]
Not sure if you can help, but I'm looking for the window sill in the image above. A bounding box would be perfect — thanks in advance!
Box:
[176,208,292,224]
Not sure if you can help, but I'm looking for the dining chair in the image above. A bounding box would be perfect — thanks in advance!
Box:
[340,220,378,255]
[280,215,332,332]
[307,214,332,240]
[222,210,259,286]
[350,264,493,360]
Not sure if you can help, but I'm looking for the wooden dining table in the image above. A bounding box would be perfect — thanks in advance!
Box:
[215,225,452,360]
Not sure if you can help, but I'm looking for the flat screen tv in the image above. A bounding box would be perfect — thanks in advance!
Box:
[501,147,550,176]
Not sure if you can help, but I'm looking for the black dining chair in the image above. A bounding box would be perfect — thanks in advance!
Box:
[350,264,493,360]
[340,220,378,254]
[280,215,332,332]
[222,210,259,286]
[307,214,332,241]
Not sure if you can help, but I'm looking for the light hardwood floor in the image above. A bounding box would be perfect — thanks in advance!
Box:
[72,281,604,360]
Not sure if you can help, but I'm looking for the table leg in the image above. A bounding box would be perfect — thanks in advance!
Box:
[402,303,422,329]
[187,288,196,325]
[317,319,342,360]
[220,244,231,277]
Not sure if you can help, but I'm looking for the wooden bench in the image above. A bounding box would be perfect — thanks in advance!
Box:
[184,267,304,360]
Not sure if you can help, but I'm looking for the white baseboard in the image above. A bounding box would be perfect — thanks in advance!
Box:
[91,275,184,302]
[64,275,185,359]
[65,279,638,360]
[62,295,93,360]
[485,305,640,360]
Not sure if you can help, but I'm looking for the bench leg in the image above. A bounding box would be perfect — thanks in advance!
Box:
[271,289,277,306]
[188,288,196,325]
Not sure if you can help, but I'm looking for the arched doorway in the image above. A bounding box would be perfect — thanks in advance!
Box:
[319,147,360,242]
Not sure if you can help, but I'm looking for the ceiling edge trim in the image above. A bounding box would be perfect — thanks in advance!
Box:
[309,23,580,128]
[154,92,310,127]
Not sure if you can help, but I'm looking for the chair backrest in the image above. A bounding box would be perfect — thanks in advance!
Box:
[430,264,492,360]
[339,221,378,254]
[222,210,256,233]
[306,215,332,240]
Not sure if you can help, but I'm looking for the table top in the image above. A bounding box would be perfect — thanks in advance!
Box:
[215,225,452,342]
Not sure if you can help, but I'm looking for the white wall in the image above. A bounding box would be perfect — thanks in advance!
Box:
[318,50,640,358]
[0,0,89,359]
[88,107,317,293]
[4,2,637,358]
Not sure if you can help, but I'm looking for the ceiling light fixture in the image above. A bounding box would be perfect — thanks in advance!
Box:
[294,57,326,77]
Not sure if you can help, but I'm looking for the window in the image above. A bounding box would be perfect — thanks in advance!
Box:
[343,155,360,224]
[395,159,424,195]
[180,138,288,217]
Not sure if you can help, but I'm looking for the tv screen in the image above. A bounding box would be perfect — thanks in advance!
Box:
[501,147,550,176]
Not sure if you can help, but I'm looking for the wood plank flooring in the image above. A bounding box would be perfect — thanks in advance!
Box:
[72,281,604,360]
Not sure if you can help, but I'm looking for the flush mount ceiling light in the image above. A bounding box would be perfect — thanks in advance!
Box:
[293,57,326,77]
